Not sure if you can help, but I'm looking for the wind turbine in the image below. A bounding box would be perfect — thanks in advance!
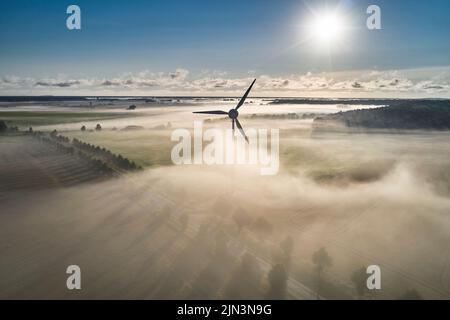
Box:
[193,79,256,142]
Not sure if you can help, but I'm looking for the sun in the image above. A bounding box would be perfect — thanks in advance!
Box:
[309,11,344,44]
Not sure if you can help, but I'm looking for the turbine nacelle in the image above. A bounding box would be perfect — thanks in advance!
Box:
[228,109,238,119]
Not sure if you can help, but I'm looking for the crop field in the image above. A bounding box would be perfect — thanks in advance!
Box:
[0,134,109,193]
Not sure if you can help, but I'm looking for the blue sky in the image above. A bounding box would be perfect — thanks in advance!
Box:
[1,0,449,96]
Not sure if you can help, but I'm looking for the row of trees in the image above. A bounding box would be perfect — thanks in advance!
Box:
[189,220,422,300]
[80,124,102,131]
[31,131,114,175]
[267,245,423,300]
[31,130,141,173]
[0,120,19,133]
[34,132,75,155]
[72,138,141,171]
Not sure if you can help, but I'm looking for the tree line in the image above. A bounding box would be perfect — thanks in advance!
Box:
[72,137,141,171]
[30,130,141,174]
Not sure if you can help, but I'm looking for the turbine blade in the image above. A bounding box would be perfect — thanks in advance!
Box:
[235,118,249,143]
[235,79,256,110]
[193,110,228,115]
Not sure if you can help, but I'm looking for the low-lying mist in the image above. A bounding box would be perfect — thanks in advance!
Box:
[1,125,450,299]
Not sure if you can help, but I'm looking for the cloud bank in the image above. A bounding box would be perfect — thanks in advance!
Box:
[1,67,450,98]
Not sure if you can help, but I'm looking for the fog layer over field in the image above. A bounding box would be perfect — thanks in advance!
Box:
[1,102,450,299]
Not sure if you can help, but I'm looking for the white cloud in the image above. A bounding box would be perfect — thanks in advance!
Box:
[1,67,449,97]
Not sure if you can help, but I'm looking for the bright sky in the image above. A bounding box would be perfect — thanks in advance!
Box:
[0,0,449,97]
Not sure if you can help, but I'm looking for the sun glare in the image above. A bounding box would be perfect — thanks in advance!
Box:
[310,11,344,44]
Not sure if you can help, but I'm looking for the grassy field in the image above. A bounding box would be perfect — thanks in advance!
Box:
[65,129,174,168]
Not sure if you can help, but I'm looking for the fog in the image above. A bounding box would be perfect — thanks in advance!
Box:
[1,103,450,299]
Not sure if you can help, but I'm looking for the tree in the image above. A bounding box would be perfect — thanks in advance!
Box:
[312,247,332,274]
[0,120,8,132]
[280,236,294,271]
[398,289,422,300]
[95,124,102,131]
[312,247,332,299]
[251,217,273,236]
[81,125,86,131]
[266,264,287,299]
[225,253,261,299]
[214,231,229,258]
[351,267,368,299]
[232,209,252,234]
[281,236,294,256]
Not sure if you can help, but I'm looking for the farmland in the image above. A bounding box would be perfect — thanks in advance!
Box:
[0,133,110,192]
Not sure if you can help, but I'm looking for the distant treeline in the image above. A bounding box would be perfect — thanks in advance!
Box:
[246,113,318,120]
[313,100,450,131]
[270,98,450,106]
[0,96,248,102]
